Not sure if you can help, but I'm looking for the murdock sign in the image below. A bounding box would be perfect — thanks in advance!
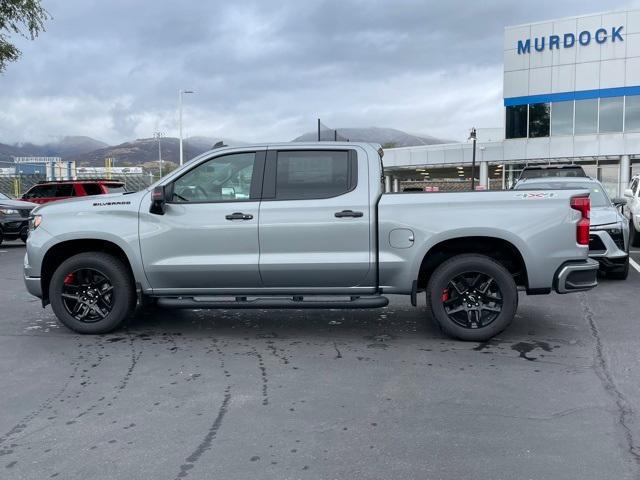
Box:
[517,26,624,54]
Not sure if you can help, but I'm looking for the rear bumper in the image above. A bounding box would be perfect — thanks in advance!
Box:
[554,259,599,294]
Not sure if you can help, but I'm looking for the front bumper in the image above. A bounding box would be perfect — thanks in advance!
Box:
[554,259,599,294]
[0,217,29,237]
[24,275,42,299]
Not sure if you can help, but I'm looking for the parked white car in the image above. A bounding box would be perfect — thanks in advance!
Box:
[624,175,640,247]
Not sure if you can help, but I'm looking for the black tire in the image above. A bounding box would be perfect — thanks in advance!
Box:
[426,254,518,342]
[49,252,135,334]
[20,227,28,243]
[606,257,630,280]
[631,219,640,248]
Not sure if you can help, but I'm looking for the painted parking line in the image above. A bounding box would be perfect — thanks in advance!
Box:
[630,257,640,274]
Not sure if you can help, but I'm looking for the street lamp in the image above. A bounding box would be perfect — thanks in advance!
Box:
[178,89,195,166]
[153,131,164,178]
[468,127,477,191]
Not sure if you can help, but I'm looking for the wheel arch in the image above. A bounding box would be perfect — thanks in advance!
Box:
[40,239,136,305]
[416,235,529,291]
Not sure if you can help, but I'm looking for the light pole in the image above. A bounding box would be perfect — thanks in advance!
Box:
[468,127,477,191]
[178,89,194,166]
[153,132,164,178]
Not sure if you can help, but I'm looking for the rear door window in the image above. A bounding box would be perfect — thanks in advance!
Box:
[273,150,356,200]
[82,183,103,195]
[55,184,74,197]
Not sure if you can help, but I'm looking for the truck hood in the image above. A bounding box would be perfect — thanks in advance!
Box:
[590,206,623,228]
[0,198,37,209]
[32,191,146,215]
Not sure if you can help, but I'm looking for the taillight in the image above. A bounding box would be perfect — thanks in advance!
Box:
[570,195,590,246]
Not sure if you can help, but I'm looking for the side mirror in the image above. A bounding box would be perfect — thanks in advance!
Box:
[624,188,634,198]
[612,197,627,207]
[149,185,167,215]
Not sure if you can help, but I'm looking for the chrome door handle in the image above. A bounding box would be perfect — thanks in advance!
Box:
[225,212,253,220]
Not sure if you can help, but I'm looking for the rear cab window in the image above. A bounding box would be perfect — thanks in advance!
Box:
[104,184,126,194]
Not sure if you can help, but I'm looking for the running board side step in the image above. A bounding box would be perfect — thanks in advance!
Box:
[156,295,389,310]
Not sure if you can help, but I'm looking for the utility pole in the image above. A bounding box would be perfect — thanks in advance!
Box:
[317,118,321,141]
[178,89,194,166]
[153,132,164,178]
[468,127,477,191]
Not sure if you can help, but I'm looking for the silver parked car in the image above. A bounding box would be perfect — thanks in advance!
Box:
[514,177,629,279]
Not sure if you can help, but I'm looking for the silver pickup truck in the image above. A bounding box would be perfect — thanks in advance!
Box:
[23,142,599,341]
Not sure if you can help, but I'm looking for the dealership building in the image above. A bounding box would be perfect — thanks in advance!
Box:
[384,9,640,196]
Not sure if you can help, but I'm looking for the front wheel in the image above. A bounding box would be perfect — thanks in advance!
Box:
[426,254,518,342]
[49,252,135,334]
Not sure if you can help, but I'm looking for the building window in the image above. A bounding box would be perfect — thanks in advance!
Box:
[625,96,640,132]
[574,99,598,134]
[598,96,623,133]
[528,103,550,137]
[505,105,527,139]
[551,101,574,135]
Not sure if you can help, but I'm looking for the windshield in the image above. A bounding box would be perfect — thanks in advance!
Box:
[0,192,9,200]
[514,182,611,207]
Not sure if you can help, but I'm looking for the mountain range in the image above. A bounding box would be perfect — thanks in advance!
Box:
[0,128,449,167]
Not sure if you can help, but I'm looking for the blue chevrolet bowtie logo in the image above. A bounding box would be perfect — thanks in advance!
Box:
[517,26,624,54]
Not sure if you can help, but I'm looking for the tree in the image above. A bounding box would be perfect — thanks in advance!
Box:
[0,0,49,73]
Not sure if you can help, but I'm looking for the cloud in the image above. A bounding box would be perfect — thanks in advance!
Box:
[0,0,631,144]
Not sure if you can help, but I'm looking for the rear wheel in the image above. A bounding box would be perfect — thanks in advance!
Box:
[426,254,518,342]
[49,252,135,334]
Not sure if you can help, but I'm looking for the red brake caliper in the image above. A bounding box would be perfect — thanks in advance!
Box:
[63,273,75,285]
[441,288,450,302]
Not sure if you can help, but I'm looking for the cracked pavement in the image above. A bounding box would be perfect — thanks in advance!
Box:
[1,241,640,479]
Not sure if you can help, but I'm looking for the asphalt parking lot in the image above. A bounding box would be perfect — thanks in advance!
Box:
[1,242,639,480]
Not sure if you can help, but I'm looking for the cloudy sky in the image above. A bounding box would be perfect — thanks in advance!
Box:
[0,0,635,145]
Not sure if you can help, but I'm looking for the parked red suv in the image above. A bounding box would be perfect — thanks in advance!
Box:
[21,180,126,204]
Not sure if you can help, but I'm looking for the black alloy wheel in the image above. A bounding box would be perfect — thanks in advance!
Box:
[441,272,503,329]
[426,254,518,342]
[61,268,115,323]
[49,252,135,334]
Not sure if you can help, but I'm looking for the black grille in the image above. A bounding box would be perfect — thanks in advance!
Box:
[18,208,32,218]
[589,235,606,252]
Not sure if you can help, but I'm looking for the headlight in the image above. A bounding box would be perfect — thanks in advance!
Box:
[29,215,42,231]
[0,208,18,215]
